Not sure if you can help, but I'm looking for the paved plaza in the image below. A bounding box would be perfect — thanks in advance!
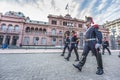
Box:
[0,49,120,80]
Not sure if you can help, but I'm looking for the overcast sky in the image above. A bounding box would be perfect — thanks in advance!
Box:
[0,0,120,24]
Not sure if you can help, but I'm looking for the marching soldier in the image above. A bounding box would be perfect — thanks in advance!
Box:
[65,31,79,61]
[61,33,70,56]
[102,37,111,55]
[73,16,104,75]
[76,38,79,50]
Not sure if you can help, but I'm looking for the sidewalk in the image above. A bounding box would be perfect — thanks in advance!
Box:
[0,48,120,54]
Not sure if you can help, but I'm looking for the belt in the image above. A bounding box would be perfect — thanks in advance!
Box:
[85,38,96,41]
[65,42,69,43]
[71,42,76,43]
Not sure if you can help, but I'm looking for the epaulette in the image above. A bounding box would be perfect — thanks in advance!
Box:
[93,24,99,28]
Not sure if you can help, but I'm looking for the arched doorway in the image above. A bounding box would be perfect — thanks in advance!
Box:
[12,36,19,46]
[5,36,11,45]
[64,31,70,36]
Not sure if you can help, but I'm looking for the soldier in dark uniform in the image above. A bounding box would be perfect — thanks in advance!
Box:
[73,17,104,75]
[76,38,79,50]
[61,34,70,56]
[102,37,111,55]
[65,31,79,61]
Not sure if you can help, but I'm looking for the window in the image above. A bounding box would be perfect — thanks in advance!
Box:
[1,24,7,31]
[25,27,30,32]
[51,37,56,45]
[59,31,62,34]
[15,25,19,32]
[8,24,14,32]
[23,37,30,45]
[51,29,56,35]
[59,40,62,46]
[63,22,67,26]
[52,20,57,25]
[78,24,82,28]
[35,28,38,32]
[33,37,39,45]
[43,29,47,34]
[41,37,46,45]
[12,36,19,45]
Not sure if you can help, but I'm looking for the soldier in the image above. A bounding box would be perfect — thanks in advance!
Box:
[102,37,111,55]
[65,31,79,61]
[76,38,79,50]
[61,33,70,56]
[73,16,104,75]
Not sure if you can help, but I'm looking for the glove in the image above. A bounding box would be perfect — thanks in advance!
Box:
[95,43,101,49]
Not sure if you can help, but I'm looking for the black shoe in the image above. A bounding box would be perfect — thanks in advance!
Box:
[73,64,82,71]
[61,54,64,56]
[118,55,120,58]
[65,57,69,61]
[96,69,104,75]
[75,59,79,61]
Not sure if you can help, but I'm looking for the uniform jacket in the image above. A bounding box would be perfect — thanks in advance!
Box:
[85,26,102,44]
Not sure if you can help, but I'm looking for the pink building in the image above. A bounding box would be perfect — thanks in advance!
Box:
[0,11,109,48]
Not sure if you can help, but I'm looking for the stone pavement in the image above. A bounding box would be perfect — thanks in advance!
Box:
[0,49,120,80]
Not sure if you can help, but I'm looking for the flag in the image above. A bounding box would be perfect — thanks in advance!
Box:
[65,3,68,10]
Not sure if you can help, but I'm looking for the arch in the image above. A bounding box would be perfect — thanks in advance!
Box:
[12,36,19,45]
[31,27,34,32]
[39,28,42,33]
[35,28,38,31]
[14,25,19,32]
[8,24,14,32]
[64,31,70,36]
[43,28,47,34]
[1,24,7,31]
[51,28,56,35]
[25,27,30,32]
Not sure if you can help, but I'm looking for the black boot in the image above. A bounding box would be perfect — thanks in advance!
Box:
[75,58,79,61]
[96,68,104,75]
[73,63,82,71]
[61,53,64,56]
[65,57,69,61]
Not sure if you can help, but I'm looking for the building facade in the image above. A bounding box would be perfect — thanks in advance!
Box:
[0,11,109,47]
[103,18,120,49]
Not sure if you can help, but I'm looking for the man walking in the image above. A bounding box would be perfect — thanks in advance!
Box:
[61,33,70,56]
[102,37,111,55]
[65,31,79,61]
[73,16,104,75]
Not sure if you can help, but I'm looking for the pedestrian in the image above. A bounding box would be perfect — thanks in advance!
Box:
[102,37,111,55]
[61,33,70,56]
[65,31,79,61]
[76,37,79,50]
[73,16,104,75]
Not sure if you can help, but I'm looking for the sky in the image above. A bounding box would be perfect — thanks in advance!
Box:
[0,0,120,25]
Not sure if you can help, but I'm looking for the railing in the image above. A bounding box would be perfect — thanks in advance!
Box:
[0,29,20,34]
[24,32,63,37]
